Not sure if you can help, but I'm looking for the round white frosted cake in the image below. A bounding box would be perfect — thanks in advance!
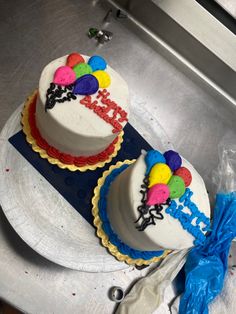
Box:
[35,53,129,157]
[107,150,211,251]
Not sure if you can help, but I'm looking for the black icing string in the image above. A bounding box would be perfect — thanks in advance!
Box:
[135,177,149,224]
[45,83,76,111]
[135,176,171,231]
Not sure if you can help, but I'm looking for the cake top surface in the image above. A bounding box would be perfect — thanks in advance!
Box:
[130,150,211,250]
[38,54,129,138]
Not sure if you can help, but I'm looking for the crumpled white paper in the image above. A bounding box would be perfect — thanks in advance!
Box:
[116,249,188,314]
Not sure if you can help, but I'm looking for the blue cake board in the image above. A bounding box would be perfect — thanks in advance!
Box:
[8,123,152,226]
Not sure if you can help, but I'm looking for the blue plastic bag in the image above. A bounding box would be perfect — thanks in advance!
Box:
[180,133,236,314]
[179,192,236,314]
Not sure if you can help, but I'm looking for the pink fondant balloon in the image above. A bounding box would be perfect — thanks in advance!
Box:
[53,66,76,86]
[147,183,170,206]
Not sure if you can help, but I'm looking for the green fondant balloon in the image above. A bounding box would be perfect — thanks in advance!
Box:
[73,63,92,78]
[168,175,185,199]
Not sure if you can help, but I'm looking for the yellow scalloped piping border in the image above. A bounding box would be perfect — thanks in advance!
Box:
[92,160,171,266]
[21,90,124,172]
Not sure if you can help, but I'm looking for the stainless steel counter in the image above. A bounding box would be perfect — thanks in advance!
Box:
[0,0,236,312]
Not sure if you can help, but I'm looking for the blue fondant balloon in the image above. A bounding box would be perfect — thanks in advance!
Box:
[88,55,107,72]
[73,74,99,95]
[164,150,182,171]
[145,150,166,175]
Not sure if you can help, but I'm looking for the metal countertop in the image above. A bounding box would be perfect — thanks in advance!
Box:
[0,0,236,312]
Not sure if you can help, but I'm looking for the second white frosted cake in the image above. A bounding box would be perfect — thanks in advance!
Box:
[107,149,211,251]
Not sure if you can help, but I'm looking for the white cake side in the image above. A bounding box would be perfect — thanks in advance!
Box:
[35,55,129,156]
[107,154,211,251]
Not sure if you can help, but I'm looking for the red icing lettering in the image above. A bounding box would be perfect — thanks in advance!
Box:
[80,96,92,108]
[96,89,110,100]
[85,89,128,133]
[80,96,99,111]
[109,107,119,122]
[117,109,128,123]
[111,120,122,133]
[103,115,111,123]
[90,100,98,109]
[94,106,103,115]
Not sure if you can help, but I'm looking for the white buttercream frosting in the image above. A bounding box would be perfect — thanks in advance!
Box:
[35,55,129,156]
[107,154,211,251]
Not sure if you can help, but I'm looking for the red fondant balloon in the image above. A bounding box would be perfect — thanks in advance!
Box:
[174,167,192,187]
[66,53,85,68]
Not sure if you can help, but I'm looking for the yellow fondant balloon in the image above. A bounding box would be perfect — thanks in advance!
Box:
[92,70,111,88]
[148,163,172,187]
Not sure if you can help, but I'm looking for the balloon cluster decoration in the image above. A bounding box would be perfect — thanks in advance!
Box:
[135,150,192,231]
[45,53,111,111]
[146,150,192,204]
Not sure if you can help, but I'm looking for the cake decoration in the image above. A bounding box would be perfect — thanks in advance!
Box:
[88,55,107,71]
[92,70,111,88]
[53,66,76,86]
[73,63,92,78]
[135,203,169,232]
[164,150,182,171]
[147,184,170,206]
[45,83,76,111]
[135,176,171,231]
[174,166,192,186]
[132,149,211,249]
[80,89,128,133]
[168,175,185,198]
[45,53,112,111]
[66,52,85,68]
[149,163,172,186]
[166,188,211,245]
[145,150,166,175]
[73,74,99,95]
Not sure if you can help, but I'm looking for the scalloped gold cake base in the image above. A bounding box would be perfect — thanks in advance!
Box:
[92,160,171,266]
[21,90,124,172]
